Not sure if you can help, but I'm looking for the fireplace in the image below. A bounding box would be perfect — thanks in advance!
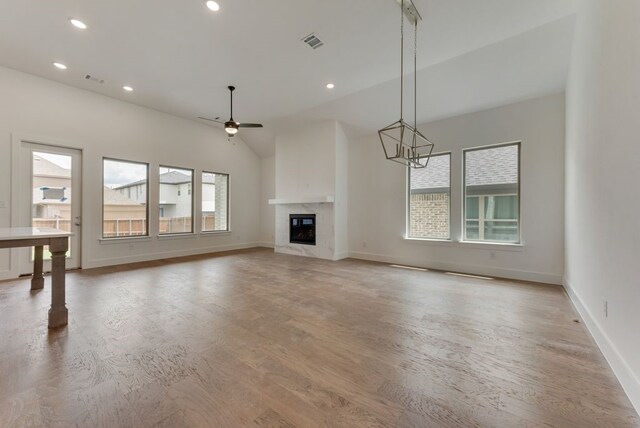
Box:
[290,214,316,246]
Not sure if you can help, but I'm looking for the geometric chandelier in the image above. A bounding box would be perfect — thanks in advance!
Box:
[379,0,435,169]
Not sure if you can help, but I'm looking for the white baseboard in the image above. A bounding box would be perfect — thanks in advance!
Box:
[257,241,275,249]
[347,250,562,285]
[333,251,349,261]
[563,278,640,415]
[84,242,263,270]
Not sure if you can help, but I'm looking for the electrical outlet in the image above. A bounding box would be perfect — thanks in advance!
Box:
[0,200,6,208]
[490,251,496,260]
[604,301,608,318]
[362,241,367,248]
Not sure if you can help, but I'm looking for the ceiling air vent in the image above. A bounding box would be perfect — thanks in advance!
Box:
[302,33,324,50]
[84,74,106,85]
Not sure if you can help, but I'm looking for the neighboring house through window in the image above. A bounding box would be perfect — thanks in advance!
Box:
[202,172,229,232]
[103,158,149,238]
[463,143,520,243]
[408,153,451,240]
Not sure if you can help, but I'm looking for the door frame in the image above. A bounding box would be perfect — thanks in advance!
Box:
[10,133,84,277]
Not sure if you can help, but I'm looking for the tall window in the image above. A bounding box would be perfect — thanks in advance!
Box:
[159,166,193,235]
[103,158,148,238]
[408,153,451,239]
[202,172,229,232]
[463,143,520,243]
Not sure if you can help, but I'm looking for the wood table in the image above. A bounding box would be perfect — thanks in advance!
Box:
[0,227,72,328]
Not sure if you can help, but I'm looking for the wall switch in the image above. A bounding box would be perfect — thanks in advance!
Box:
[0,200,6,208]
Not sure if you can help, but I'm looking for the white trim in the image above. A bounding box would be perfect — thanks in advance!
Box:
[257,241,275,248]
[348,250,562,285]
[99,236,153,244]
[83,242,262,269]
[333,251,349,261]
[268,196,334,205]
[563,278,640,415]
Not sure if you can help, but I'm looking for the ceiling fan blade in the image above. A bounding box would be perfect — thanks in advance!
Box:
[238,123,263,128]
[197,116,224,124]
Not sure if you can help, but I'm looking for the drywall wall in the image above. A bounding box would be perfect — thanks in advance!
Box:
[348,93,565,284]
[0,65,261,279]
[334,123,349,259]
[260,155,275,246]
[565,0,640,412]
[274,121,337,199]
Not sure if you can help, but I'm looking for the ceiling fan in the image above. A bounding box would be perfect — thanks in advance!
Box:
[198,86,263,137]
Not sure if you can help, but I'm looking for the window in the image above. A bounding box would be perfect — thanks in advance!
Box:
[463,143,520,243]
[408,153,451,239]
[159,166,193,234]
[202,172,229,232]
[103,158,148,238]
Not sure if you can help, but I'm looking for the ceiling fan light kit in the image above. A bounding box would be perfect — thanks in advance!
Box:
[378,0,435,169]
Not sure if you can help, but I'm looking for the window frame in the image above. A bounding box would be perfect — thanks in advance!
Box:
[462,141,521,244]
[406,151,452,241]
[201,170,230,233]
[101,157,150,239]
[158,164,195,235]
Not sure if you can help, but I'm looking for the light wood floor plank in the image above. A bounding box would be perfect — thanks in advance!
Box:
[0,248,638,427]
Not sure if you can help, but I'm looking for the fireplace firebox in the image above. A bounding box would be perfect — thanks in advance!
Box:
[290,214,316,246]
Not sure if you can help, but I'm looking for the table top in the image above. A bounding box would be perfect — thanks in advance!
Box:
[0,227,73,241]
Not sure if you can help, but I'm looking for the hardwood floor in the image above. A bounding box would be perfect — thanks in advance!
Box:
[0,248,638,427]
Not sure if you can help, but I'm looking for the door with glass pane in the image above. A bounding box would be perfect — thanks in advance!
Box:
[18,142,82,274]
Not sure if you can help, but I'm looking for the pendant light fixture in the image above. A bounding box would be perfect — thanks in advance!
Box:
[378,0,434,169]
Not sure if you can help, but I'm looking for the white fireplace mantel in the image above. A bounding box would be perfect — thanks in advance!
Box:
[268,196,334,205]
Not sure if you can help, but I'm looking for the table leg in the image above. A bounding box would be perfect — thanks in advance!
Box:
[31,245,45,291]
[48,237,68,329]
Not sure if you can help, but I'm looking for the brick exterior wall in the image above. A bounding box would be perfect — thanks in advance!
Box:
[409,193,450,239]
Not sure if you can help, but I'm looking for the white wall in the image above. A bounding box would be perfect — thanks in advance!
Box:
[334,123,349,259]
[0,65,261,279]
[259,156,275,246]
[565,0,640,413]
[348,93,565,284]
[275,121,336,199]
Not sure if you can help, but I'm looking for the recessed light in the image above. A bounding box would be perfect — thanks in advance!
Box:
[69,18,87,30]
[326,83,335,89]
[206,1,220,11]
[123,86,134,92]
[52,62,67,70]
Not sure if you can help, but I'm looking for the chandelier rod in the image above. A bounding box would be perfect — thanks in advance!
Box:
[414,18,417,129]
[400,0,404,121]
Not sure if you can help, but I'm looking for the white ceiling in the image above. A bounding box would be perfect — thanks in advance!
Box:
[0,0,578,157]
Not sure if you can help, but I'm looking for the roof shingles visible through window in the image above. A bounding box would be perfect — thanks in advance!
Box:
[465,145,518,187]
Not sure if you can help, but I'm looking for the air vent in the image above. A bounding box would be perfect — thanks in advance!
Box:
[84,74,106,85]
[302,33,324,50]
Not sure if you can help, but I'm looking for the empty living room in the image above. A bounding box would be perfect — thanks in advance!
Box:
[1,0,639,427]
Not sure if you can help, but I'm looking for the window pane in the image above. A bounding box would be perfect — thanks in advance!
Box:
[103,159,148,238]
[159,166,193,234]
[408,153,450,239]
[464,144,520,243]
[202,172,229,232]
[32,152,72,258]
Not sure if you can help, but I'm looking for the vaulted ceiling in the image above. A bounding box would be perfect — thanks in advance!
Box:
[0,0,578,157]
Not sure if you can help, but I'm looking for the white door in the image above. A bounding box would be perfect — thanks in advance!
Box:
[18,142,82,274]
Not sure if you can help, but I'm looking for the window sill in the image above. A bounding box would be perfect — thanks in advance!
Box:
[404,237,454,246]
[99,236,153,244]
[200,230,232,236]
[459,240,524,252]
[157,233,197,240]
